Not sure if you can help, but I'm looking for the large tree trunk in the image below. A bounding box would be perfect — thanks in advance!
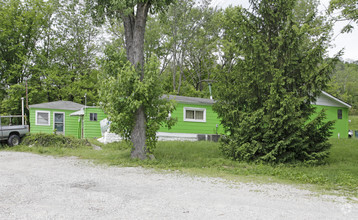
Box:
[122,2,150,159]
[130,106,147,159]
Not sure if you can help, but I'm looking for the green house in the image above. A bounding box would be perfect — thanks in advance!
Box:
[29,101,106,139]
[29,91,351,140]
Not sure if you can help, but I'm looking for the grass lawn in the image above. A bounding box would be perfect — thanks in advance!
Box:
[349,115,358,131]
[2,136,358,197]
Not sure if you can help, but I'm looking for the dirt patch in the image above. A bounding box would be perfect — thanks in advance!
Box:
[0,151,357,219]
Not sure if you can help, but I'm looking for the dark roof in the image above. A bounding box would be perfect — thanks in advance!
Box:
[164,95,215,105]
[29,101,85,111]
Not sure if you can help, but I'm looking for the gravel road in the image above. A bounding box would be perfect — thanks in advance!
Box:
[0,151,357,219]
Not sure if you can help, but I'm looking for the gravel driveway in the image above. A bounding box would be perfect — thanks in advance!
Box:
[0,151,357,219]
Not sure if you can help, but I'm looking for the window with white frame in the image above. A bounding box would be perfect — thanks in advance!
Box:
[184,107,206,122]
[36,111,50,125]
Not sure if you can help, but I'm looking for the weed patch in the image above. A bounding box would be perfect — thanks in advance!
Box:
[22,133,91,148]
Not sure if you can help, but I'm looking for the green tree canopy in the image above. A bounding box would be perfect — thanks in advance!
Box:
[329,0,358,32]
[327,60,358,113]
[0,0,100,115]
[98,47,176,154]
[89,0,175,159]
[0,0,52,114]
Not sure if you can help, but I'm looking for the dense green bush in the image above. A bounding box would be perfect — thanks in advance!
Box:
[22,133,91,148]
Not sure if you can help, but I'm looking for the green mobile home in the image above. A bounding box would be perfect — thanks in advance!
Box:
[29,101,106,139]
[158,93,351,140]
[29,91,351,141]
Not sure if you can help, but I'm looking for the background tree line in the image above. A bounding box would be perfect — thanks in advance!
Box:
[1,0,357,115]
[0,0,99,115]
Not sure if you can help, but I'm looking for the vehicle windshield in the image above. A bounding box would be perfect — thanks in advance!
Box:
[0,116,23,126]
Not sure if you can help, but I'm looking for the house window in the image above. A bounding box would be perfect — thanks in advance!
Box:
[90,113,97,121]
[36,111,50,125]
[184,107,206,122]
[337,109,342,119]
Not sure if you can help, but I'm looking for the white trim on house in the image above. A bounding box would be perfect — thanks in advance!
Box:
[70,108,84,116]
[313,91,352,108]
[183,107,206,122]
[35,110,51,126]
[321,91,351,108]
[97,132,215,143]
[157,132,198,141]
[53,112,65,134]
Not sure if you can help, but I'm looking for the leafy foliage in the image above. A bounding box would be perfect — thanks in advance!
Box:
[326,60,358,114]
[0,0,100,115]
[159,0,222,94]
[87,0,175,25]
[98,47,176,153]
[214,0,336,164]
[329,0,358,32]
[30,0,99,104]
[0,0,51,114]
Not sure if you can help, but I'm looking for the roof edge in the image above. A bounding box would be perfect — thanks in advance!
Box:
[321,91,351,108]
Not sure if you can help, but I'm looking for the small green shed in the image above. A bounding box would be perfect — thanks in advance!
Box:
[29,101,106,139]
[312,91,351,138]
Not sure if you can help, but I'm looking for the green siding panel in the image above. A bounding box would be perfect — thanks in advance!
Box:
[83,107,107,138]
[312,105,349,138]
[158,103,222,134]
[160,103,349,137]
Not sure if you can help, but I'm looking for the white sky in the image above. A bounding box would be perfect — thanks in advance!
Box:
[211,0,358,61]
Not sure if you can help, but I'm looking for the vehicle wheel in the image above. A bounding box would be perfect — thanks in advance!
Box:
[8,134,20,146]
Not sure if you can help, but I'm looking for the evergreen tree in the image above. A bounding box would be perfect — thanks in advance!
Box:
[214,0,336,164]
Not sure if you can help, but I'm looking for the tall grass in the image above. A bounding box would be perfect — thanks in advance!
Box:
[153,140,358,193]
[2,135,358,196]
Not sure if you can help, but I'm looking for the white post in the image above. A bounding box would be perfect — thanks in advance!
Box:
[208,83,213,100]
[84,93,87,139]
[21,97,24,126]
